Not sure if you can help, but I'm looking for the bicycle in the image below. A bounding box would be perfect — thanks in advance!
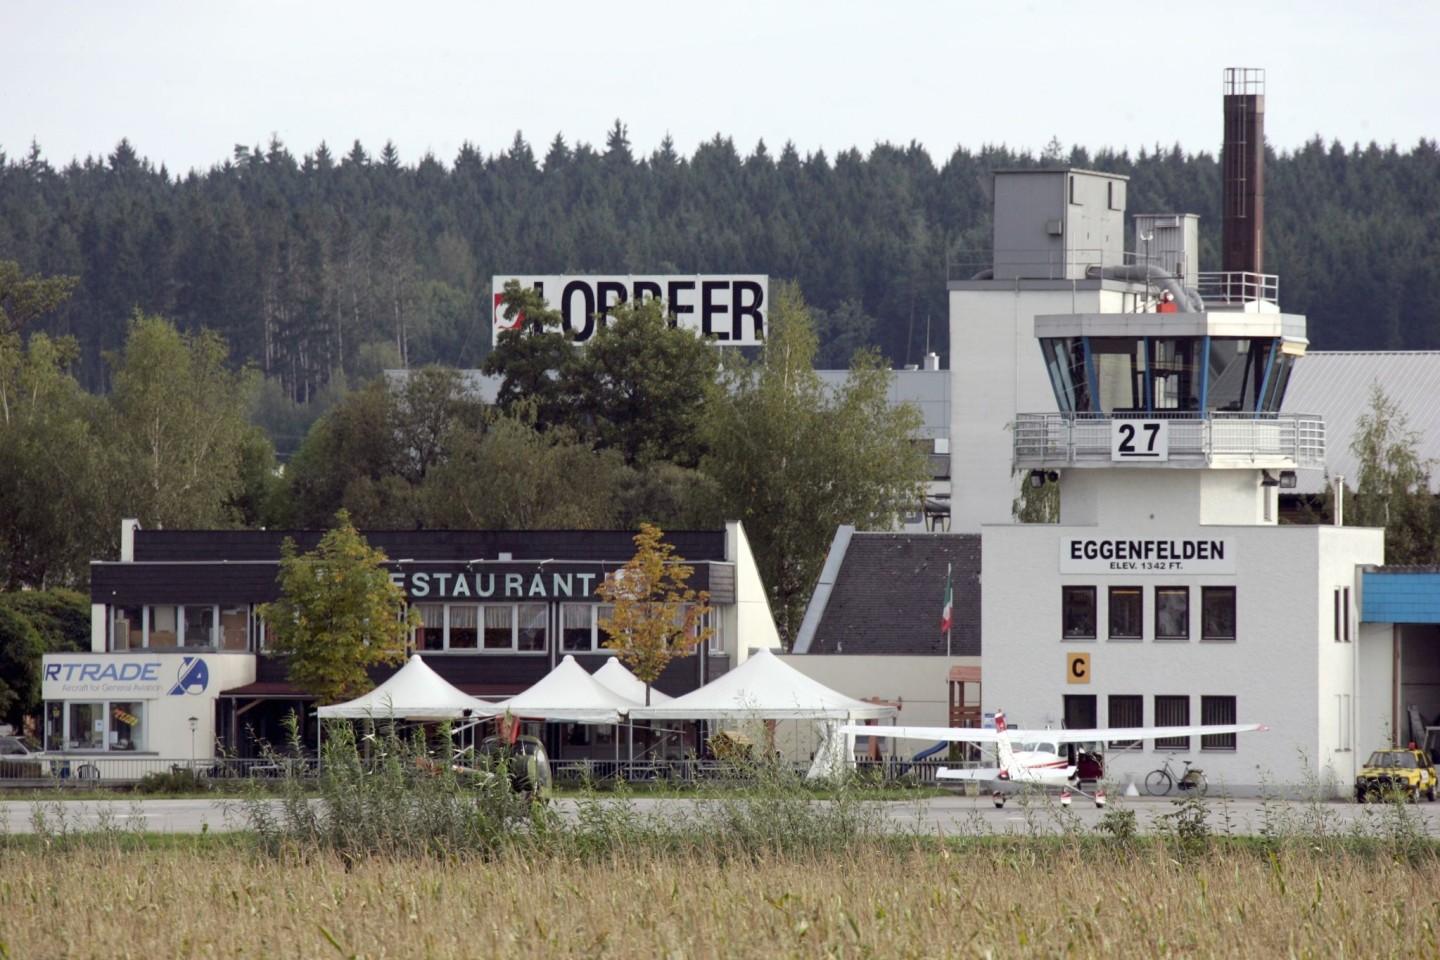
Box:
[1144,755,1206,796]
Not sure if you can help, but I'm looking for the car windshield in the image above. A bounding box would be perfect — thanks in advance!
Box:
[1367,751,1415,768]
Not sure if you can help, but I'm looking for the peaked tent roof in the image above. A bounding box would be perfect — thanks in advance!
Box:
[493,655,643,723]
[316,655,502,720]
[629,649,897,721]
[593,658,674,705]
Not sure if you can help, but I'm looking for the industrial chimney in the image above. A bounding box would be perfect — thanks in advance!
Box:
[1221,68,1265,275]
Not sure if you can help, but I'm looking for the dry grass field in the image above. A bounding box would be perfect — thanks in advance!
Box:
[2,841,1438,959]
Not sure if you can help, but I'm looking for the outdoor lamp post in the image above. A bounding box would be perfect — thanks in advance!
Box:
[188,716,198,771]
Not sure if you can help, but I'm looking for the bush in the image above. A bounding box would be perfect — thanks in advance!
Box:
[137,768,207,795]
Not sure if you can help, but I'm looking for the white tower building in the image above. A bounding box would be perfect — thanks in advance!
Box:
[952,159,1385,795]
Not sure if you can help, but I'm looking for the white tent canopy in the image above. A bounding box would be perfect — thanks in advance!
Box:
[316,654,501,720]
[493,655,643,724]
[593,658,674,705]
[629,649,898,721]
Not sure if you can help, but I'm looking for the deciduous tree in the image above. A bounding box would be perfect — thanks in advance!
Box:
[702,283,928,647]
[257,510,418,704]
[1347,383,1440,565]
[597,523,713,705]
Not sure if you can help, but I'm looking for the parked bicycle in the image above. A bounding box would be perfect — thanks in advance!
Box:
[1144,755,1206,796]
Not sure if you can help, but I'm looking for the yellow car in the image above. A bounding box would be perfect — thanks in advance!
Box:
[1354,748,1438,803]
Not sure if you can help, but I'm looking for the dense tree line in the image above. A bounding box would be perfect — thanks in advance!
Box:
[2,128,1438,410]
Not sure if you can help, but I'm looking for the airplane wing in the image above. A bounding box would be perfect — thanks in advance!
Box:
[935,766,1000,781]
[840,722,1265,744]
[837,725,1001,743]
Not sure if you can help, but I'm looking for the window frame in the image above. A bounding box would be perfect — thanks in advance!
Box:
[1062,586,1098,640]
[1107,586,1143,640]
[1200,586,1236,642]
[1107,695,1143,749]
[1201,696,1237,751]
[1154,586,1190,641]
[1154,695,1190,751]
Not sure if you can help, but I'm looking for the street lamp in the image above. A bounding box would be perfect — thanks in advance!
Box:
[188,716,198,772]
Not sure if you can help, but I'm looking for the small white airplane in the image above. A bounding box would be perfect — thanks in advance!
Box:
[841,710,1267,807]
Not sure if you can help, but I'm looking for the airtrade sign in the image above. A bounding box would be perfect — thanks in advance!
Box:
[42,655,213,698]
[1059,537,1236,574]
[492,275,767,344]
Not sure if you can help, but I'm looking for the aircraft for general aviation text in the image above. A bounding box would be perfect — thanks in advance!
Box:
[842,710,1267,807]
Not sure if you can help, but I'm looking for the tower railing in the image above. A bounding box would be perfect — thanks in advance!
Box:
[1013,412,1325,469]
[1195,271,1279,306]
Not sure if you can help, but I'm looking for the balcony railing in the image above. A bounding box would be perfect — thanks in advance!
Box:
[1013,412,1325,469]
[1196,271,1279,306]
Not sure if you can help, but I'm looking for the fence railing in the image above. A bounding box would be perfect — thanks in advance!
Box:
[1013,412,1325,469]
[0,755,318,786]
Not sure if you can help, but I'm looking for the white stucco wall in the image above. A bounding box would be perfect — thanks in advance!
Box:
[948,283,1137,533]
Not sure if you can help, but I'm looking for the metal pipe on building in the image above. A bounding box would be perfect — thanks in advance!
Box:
[1084,264,1203,312]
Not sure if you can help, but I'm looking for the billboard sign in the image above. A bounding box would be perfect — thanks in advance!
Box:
[492,275,767,345]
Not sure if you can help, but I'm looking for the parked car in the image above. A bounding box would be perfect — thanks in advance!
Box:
[1355,747,1438,803]
[0,735,45,777]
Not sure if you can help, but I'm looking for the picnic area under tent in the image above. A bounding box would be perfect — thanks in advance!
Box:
[493,655,643,724]
[628,649,897,722]
[316,654,501,721]
[593,658,674,706]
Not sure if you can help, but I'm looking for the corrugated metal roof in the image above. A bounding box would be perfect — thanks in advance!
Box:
[1281,352,1440,495]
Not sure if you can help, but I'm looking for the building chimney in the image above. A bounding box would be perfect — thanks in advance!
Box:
[1221,67,1265,274]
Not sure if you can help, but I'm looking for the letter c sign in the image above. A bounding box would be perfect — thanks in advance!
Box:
[1066,652,1090,684]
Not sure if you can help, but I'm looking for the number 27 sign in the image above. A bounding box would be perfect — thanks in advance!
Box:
[1111,420,1169,462]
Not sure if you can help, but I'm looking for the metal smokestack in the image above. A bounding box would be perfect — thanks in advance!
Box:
[1221,67,1265,274]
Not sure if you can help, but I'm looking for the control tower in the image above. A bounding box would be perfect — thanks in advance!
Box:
[961,70,1388,796]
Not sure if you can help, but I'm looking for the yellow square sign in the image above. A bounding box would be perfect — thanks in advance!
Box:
[1067,652,1090,684]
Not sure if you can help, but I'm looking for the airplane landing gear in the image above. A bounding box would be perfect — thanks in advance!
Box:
[992,791,1007,808]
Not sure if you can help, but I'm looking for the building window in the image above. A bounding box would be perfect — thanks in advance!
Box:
[1201,587,1236,641]
[1108,586,1143,640]
[148,605,179,647]
[110,702,145,751]
[67,701,106,750]
[1108,695,1143,748]
[484,605,514,651]
[47,701,146,752]
[1154,695,1190,750]
[183,605,215,647]
[1154,587,1189,640]
[219,606,249,650]
[1201,696,1237,750]
[707,609,725,654]
[1064,695,1097,730]
[414,603,444,651]
[1062,586,1097,639]
[561,604,594,651]
[111,606,142,651]
[517,604,547,652]
[449,605,479,650]
[1333,586,1352,642]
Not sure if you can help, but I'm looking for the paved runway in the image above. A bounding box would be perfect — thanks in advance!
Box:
[4,793,1438,837]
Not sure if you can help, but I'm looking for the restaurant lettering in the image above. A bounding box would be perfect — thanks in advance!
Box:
[389,571,599,601]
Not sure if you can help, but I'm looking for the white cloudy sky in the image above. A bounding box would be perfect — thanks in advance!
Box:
[3,1,1435,175]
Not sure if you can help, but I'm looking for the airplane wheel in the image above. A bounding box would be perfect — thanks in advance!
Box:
[992,791,1006,808]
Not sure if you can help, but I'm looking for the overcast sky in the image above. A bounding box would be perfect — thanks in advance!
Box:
[4,1,1435,176]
